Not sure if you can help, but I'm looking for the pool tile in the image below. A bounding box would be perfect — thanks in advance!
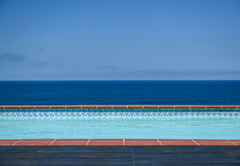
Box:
[88,142,123,146]
[14,139,55,146]
[125,139,160,146]
[19,105,36,109]
[1,139,240,146]
[229,140,240,145]
[113,105,128,109]
[66,105,82,109]
[158,105,174,109]
[190,105,206,109]
[4,106,20,109]
[206,105,221,109]
[51,139,89,146]
[143,105,159,109]
[128,105,143,109]
[159,139,198,145]
[81,105,97,109]
[0,139,20,146]
[90,139,123,141]
[193,139,235,146]
[222,106,238,109]
[175,105,190,109]
[97,105,112,109]
[35,105,51,109]
[50,105,66,109]
[88,139,123,146]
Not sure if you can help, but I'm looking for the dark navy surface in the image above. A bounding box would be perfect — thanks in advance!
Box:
[1,146,240,166]
[0,81,239,105]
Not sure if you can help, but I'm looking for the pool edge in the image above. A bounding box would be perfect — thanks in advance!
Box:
[0,139,239,146]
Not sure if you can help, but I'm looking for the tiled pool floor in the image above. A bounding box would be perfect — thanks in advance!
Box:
[0,139,239,146]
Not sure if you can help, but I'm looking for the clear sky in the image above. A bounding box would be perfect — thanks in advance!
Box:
[0,0,240,80]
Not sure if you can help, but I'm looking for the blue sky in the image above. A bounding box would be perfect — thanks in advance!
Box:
[0,0,240,80]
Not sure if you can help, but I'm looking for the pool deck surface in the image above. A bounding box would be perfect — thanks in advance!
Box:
[1,145,240,166]
[2,139,240,165]
[0,139,240,146]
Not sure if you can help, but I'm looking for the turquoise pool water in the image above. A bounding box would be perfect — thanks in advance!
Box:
[1,115,240,139]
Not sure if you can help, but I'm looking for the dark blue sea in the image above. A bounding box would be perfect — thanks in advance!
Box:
[0,81,240,105]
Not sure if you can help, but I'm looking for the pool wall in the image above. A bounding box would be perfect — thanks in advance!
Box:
[1,105,240,146]
[1,105,239,117]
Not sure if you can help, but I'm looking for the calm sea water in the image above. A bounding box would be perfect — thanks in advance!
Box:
[0,81,240,105]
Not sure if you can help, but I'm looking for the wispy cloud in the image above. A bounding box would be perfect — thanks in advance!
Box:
[0,52,26,62]
[101,65,117,70]
[33,61,47,67]
[125,69,240,76]
[27,61,47,67]
[0,52,48,67]
[130,70,163,74]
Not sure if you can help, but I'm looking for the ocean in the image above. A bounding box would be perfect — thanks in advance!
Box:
[0,81,239,105]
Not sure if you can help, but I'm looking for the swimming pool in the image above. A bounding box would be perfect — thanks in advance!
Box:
[0,105,240,139]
